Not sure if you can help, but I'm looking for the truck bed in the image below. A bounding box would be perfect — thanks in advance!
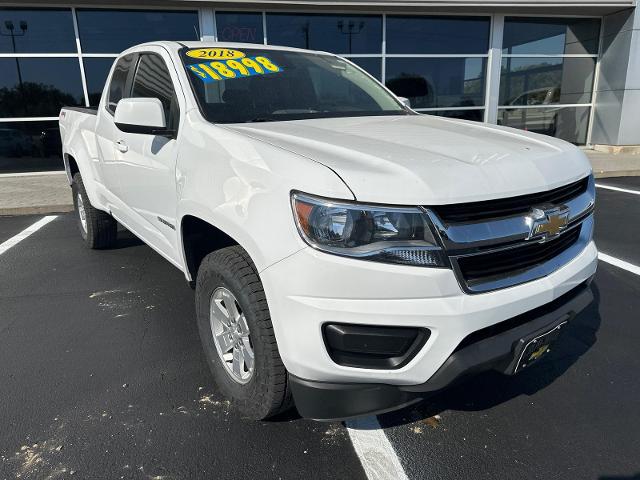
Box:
[59,106,100,184]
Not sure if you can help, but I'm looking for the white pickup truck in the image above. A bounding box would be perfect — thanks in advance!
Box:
[59,41,596,421]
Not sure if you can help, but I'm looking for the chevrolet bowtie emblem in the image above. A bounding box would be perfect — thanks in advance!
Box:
[526,205,570,241]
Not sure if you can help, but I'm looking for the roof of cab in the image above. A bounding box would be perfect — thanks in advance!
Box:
[129,40,332,56]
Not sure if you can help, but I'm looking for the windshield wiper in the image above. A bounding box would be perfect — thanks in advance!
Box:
[247,117,271,123]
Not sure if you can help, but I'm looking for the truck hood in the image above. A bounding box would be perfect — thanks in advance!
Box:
[226,115,592,205]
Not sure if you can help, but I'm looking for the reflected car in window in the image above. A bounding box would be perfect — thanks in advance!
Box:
[506,87,561,107]
[500,87,562,136]
[0,128,32,157]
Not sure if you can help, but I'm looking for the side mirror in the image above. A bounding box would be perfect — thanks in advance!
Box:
[397,96,411,108]
[114,98,174,137]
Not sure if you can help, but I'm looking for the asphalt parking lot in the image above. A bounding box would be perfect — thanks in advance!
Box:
[1,178,639,480]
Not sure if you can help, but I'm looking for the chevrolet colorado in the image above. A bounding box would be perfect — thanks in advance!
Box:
[59,41,596,420]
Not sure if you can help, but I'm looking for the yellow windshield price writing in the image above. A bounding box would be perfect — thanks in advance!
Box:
[186,48,245,60]
[189,56,281,83]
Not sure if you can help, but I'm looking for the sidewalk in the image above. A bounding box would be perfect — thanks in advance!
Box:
[583,149,640,178]
[0,150,639,216]
[0,172,73,216]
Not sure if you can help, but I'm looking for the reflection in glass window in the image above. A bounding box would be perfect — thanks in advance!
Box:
[0,9,76,53]
[498,106,590,144]
[0,121,64,173]
[425,109,485,122]
[216,12,263,44]
[77,9,199,53]
[83,58,115,107]
[266,14,382,54]
[347,57,382,81]
[0,58,83,117]
[503,17,601,55]
[106,54,135,115]
[500,57,595,106]
[131,54,179,130]
[386,16,490,54]
[385,58,486,109]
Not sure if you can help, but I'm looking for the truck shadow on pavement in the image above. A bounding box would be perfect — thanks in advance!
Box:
[110,226,145,249]
[377,282,602,428]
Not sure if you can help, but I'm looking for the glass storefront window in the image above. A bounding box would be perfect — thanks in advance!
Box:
[503,17,601,55]
[0,121,63,173]
[497,106,590,144]
[385,58,486,109]
[0,9,76,53]
[266,14,382,54]
[500,57,596,106]
[347,57,382,81]
[0,58,84,117]
[216,12,263,44]
[0,10,605,172]
[386,16,490,54]
[77,9,200,53]
[83,58,116,107]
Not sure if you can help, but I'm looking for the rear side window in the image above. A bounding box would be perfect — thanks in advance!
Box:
[131,53,180,131]
[107,54,135,114]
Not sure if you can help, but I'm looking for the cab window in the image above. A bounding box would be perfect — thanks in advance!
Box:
[130,53,180,131]
[106,54,135,115]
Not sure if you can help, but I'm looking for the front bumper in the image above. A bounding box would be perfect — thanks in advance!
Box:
[289,280,594,420]
[260,237,597,419]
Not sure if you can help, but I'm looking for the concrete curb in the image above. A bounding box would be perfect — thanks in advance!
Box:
[0,204,74,216]
[584,150,640,179]
[1,151,638,217]
[593,170,640,179]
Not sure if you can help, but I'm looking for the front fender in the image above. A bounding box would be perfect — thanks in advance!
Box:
[175,113,354,278]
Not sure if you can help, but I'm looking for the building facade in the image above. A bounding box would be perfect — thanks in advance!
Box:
[0,1,637,173]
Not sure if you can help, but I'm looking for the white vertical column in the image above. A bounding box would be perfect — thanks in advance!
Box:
[200,8,215,41]
[586,17,606,146]
[71,7,90,107]
[381,14,387,84]
[263,12,268,45]
[485,14,504,124]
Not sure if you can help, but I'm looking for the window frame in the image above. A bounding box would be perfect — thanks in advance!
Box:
[0,7,77,54]
[74,8,201,54]
[494,14,602,145]
[0,8,607,175]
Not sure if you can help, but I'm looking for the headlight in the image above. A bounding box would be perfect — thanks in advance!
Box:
[291,192,448,267]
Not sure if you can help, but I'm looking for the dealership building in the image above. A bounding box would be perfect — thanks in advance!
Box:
[0,0,638,173]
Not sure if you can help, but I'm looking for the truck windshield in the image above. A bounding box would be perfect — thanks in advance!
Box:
[179,47,409,123]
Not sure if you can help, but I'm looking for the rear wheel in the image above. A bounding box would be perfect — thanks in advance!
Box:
[195,245,292,419]
[72,172,117,249]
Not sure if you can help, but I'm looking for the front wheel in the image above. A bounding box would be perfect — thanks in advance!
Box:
[72,172,117,249]
[195,245,292,419]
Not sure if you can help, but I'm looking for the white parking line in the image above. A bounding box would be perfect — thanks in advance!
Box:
[0,216,58,256]
[599,252,640,276]
[595,184,640,196]
[345,416,409,480]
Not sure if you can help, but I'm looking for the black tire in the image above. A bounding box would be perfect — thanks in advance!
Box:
[72,172,117,249]
[195,245,292,420]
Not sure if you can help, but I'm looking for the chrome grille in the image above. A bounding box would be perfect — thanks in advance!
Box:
[457,225,581,285]
[426,175,595,294]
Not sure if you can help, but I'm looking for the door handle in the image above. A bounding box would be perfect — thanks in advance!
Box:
[115,139,128,153]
